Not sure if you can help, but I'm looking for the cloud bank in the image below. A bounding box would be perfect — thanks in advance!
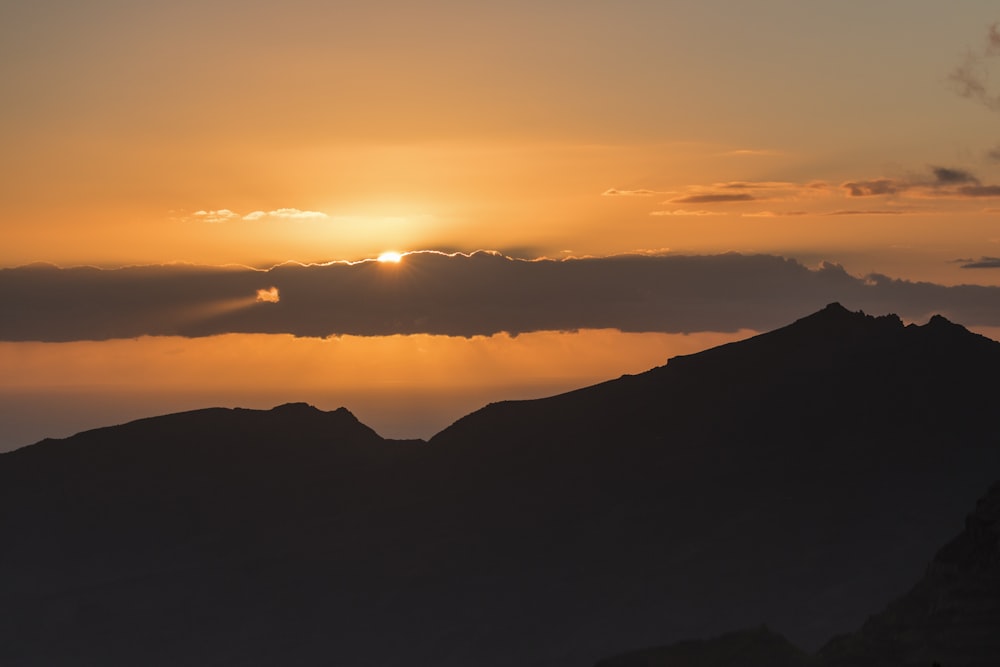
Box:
[4,252,1000,342]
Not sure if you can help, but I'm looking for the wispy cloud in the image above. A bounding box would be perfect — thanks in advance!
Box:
[243,208,329,221]
[669,193,757,204]
[824,209,903,216]
[187,208,330,223]
[741,211,808,218]
[192,209,241,223]
[601,188,658,196]
[606,166,1000,221]
[958,256,1000,269]
[842,179,906,197]
[957,185,1000,197]
[949,22,1000,112]
[932,166,978,184]
[649,209,727,217]
[843,166,1000,199]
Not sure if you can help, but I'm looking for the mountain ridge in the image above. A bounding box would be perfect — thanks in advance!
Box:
[2,303,999,667]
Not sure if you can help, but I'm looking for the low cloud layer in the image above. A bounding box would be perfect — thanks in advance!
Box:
[4,252,1000,342]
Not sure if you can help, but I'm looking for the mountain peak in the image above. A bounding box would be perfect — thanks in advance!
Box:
[271,401,319,412]
[798,301,903,329]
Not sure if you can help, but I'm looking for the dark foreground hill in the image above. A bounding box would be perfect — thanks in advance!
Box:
[2,303,999,666]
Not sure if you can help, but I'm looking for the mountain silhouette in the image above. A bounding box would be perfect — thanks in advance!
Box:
[2,303,999,666]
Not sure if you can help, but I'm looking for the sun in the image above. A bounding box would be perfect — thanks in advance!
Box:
[377,251,403,263]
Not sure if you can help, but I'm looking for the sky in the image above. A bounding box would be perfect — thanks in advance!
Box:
[3,1,1000,449]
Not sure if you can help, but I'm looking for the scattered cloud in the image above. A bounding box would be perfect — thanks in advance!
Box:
[742,211,808,218]
[670,193,756,204]
[601,188,658,196]
[192,209,241,223]
[958,256,1000,269]
[842,179,906,197]
[716,181,795,190]
[4,252,1000,341]
[932,166,978,185]
[949,21,1000,112]
[843,167,1000,199]
[824,210,903,216]
[957,185,1000,197]
[608,168,1000,220]
[188,208,331,223]
[649,209,726,217]
[243,208,329,221]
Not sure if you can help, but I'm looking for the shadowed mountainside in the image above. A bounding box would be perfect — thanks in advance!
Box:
[819,479,1000,666]
[593,626,811,667]
[2,303,999,666]
[594,480,1000,667]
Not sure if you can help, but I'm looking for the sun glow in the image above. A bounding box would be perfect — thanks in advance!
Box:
[377,251,403,263]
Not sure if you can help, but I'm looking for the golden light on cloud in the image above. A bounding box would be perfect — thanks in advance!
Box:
[377,251,403,263]
[256,287,280,303]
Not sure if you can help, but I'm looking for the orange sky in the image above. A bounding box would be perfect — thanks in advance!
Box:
[3,2,1000,282]
[3,2,1000,448]
[0,330,754,446]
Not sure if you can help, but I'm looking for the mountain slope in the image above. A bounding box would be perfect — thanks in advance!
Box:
[593,480,1000,667]
[820,480,1000,666]
[1,304,999,666]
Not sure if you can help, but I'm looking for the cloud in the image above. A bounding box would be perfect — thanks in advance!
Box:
[842,179,906,197]
[601,188,658,196]
[842,167,1000,199]
[189,208,330,222]
[243,208,329,221]
[649,209,726,217]
[932,166,978,185]
[192,209,241,223]
[716,181,794,190]
[949,22,1000,112]
[670,193,756,204]
[958,256,1000,269]
[4,252,1000,342]
[824,209,903,216]
[957,185,1000,197]
[256,287,280,303]
[741,211,808,218]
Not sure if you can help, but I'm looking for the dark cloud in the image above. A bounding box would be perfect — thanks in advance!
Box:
[842,179,906,197]
[959,256,1000,269]
[957,184,1000,197]
[931,166,979,185]
[842,167,1000,198]
[670,193,756,204]
[3,252,1000,341]
[987,145,1000,162]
